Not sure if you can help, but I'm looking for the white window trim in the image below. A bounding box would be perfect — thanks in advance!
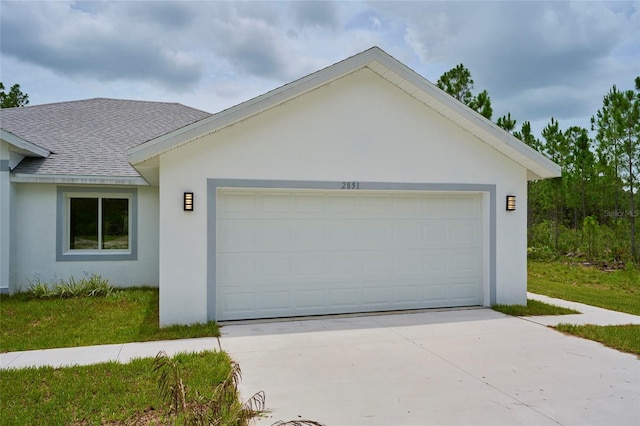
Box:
[56,187,138,261]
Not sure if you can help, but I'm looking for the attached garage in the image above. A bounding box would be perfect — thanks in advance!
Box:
[211,182,490,320]
[128,47,560,325]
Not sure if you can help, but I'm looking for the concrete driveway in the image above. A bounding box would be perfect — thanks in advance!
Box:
[220,308,640,426]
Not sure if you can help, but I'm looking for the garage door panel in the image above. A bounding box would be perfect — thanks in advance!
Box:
[423,252,449,275]
[423,283,450,302]
[393,251,424,274]
[294,289,326,309]
[216,189,483,320]
[394,284,423,303]
[258,254,292,277]
[261,193,293,212]
[422,223,449,244]
[361,195,388,214]
[222,291,255,315]
[447,251,481,275]
[448,282,481,304]
[392,196,420,215]
[292,223,325,248]
[218,222,255,250]
[329,195,358,212]
[294,194,325,212]
[256,224,292,249]
[260,290,293,311]
[361,253,391,274]
[392,222,421,247]
[219,254,256,280]
[362,286,392,306]
[361,222,390,246]
[422,197,449,218]
[329,254,363,275]
[449,220,481,244]
[330,287,360,307]
[447,196,481,218]
[292,255,325,275]
[221,192,255,213]
[328,223,361,248]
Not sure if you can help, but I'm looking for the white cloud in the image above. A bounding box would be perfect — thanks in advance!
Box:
[1,0,637,139]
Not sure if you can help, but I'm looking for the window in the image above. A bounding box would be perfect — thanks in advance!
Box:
[69,197,129,250]
[57,187,137,261]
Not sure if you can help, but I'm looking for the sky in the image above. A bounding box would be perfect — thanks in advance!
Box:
[1,1,638,139]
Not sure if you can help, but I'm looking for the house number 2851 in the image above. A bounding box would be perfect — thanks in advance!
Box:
[341,181,360,189]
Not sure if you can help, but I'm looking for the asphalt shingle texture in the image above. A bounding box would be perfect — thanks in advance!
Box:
[0,98,211,177]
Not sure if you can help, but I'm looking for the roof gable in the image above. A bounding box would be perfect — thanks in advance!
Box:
[129,47,560,181]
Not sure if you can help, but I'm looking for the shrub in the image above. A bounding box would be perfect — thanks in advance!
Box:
[528,219,635,264]
[25,274,115,299]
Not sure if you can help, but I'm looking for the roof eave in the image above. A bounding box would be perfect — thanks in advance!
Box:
[10,173,149,186]
[0,129,50,158]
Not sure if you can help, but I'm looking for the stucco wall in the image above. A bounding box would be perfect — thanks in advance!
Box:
[158,67,528,325]
[11,183,159,291]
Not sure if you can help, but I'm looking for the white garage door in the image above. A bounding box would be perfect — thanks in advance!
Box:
[216,188,483,320]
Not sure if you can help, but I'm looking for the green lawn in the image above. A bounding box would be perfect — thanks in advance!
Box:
[554,324,640,356]
[528,260,640,315]
[0,288,219,352]
[492,299,579,316]
[0,351,234,425]
[526,260,640,356]
[0,287,269,425]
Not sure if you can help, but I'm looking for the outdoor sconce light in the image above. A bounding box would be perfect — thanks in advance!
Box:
[184,192,194,211]
[506,195,516,211]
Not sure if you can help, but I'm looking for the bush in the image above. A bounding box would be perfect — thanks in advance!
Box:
[527,245,557,261]
[25,274,115,299]
[528,219,635,264]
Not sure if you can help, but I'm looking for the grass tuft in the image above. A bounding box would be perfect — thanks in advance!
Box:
[554,324,640,356]
[493,299,580,316]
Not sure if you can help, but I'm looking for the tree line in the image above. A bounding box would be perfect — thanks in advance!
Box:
[436,67,640,265]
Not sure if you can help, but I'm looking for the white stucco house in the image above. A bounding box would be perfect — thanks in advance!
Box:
[1,47,560,325]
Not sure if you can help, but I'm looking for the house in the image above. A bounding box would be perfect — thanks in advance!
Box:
[0,98,211,295]
[1,47,560,325]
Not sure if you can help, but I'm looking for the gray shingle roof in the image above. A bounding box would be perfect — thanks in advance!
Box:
[0,98,211,177]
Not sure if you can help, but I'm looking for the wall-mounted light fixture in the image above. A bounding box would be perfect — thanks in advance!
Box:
[506,195,516,211]
[184,192,194,211]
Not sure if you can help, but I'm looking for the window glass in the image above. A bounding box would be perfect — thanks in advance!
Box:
[68,196,129,251]
[102,198,129,249]
[70,198,98,249]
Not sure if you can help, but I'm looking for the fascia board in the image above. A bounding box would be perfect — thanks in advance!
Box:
[128,49,381,165]
[0,129,50,158]
[10,173,148,186]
